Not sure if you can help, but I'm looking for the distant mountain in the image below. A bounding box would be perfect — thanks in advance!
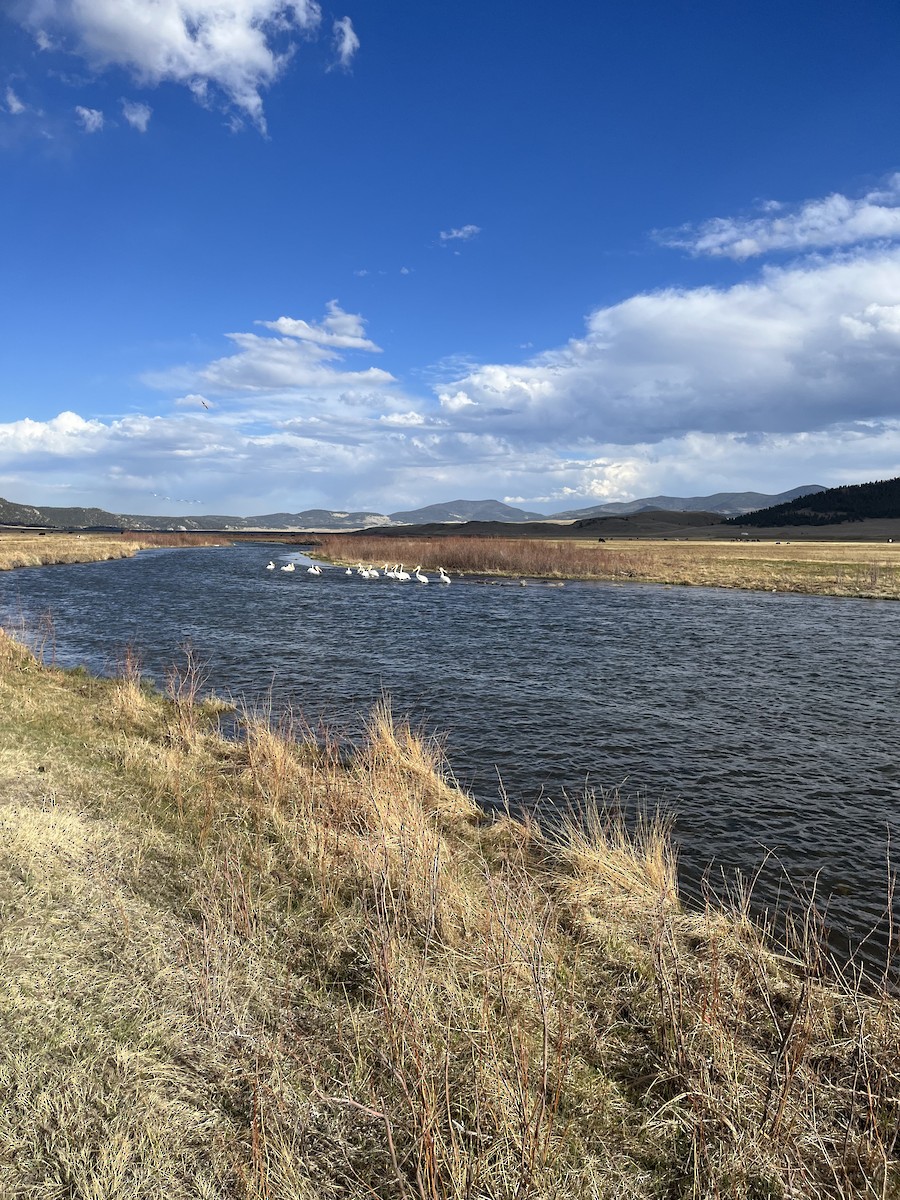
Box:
[388,499,545,524]
[727,477,900,528]
[549,485,827,520]
[0,496,388,532]
[245,510,391,530]
[0,484,843,533]
[0,495,539,531]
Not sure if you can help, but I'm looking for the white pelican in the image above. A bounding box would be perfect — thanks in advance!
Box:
[414,565,429,583]
[438,567,451,584]
[266,561,275,570]
[307,563,322,575]
[345,567,353,575]
[396,564,411,581]
[281,563,295,573]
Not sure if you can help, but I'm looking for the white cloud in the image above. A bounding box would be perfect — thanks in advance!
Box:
[439,224,481,242]
[17,0,323,131]
[257,300,380,351]
[438,249,900,445]
[332,16,359,69]
[438,391,477,412]
[378,410,428,427]
[660,175,900,260]
[146,301,393,395]
[5,87,25,114]
[74,104,103,132]
[6,249,900,514]
[121,98,152,131]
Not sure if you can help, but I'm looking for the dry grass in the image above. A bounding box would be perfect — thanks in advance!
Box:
[0,531,233,573]
[316,534,900,599]
[0,532,157,571]
[1,626,899,1198]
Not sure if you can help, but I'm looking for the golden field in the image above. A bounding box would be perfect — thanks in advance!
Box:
[1,627,898,1198]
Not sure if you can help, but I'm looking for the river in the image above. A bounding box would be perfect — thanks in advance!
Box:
[2,542,898,969]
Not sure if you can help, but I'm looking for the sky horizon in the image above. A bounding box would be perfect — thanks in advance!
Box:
[2,0,900,517]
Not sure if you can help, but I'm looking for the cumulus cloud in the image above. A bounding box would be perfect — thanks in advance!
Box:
[439,224,481,242]
[121,98,152,131]
[438,249,900,446]
[146,301,393,395]
[660,175,900,260]
[332,16,359,69]
[7,248,900,514]
[17,0,323,130]
[5,87,25,114]
[74,104,103,132]
[257,300,380,351]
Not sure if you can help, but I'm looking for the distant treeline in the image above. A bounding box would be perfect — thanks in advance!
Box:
[727,476,900,528]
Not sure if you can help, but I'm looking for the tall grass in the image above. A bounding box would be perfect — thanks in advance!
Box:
[1,626,899,1197]
[316,534,639,579]
[316,534,900,597]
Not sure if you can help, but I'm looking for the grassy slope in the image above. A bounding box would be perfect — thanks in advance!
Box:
[1,631,899,1198]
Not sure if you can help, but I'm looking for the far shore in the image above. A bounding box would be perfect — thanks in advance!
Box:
[2,529,899,600]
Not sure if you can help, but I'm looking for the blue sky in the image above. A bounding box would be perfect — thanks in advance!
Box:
[2,0,900,516]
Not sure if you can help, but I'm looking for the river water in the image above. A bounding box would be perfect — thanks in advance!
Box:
[2,543,898,968]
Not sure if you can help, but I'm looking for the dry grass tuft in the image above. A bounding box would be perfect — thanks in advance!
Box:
[1,625,899,1198]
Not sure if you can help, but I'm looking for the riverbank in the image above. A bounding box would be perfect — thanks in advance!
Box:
[1,628,898,1198]
[0,531,232,572]
[315,534,900,599]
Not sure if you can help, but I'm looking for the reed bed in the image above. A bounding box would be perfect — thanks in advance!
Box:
[316,534,634,580]
[120,531,234,548]
[1,626,898,1198]
[316,534,900,598]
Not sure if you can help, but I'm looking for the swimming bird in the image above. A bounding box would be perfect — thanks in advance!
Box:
[396,564,411,581]
[281,562,295,573]
[438,566,451,584]
[307,563,322,575]
[414,565,429,583]
[345,567,353,575]
[266,561,275,570]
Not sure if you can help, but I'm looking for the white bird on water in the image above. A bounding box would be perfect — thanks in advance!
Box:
[396,564,411,581]
[414,565,429,583]
[345,567,353,575]
[307,563,323,575]
[438,566,451,584]
[281,562,295,573]
[266,561,275,570]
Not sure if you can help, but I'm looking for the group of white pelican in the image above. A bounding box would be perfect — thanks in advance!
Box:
[266,560,451,584]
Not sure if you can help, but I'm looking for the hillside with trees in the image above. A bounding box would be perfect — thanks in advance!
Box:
[728,476,900,528]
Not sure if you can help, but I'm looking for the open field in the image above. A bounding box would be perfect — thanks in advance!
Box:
[317,534,900,599]
[1,628,898,1198]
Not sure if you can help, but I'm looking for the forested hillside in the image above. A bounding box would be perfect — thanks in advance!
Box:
[728,477,900,527]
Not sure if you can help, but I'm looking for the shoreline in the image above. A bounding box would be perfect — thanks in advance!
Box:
[1,629,898,1195]
[2,531,899,600]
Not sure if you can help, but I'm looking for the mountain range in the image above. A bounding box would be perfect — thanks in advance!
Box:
[0,486,826,532]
